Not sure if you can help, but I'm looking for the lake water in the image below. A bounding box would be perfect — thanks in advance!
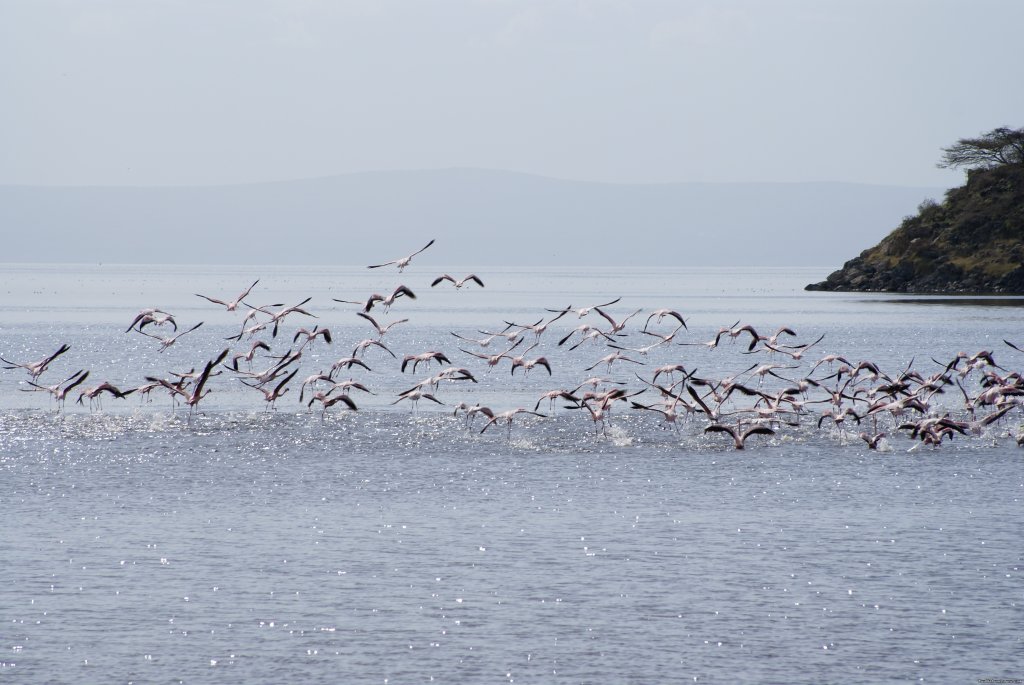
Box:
[1,263,1022,684]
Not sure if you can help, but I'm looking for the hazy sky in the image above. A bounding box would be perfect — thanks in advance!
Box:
[3,0,1022,188]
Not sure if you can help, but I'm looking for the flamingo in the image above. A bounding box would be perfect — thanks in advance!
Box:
[229,340,271,371]
[630,398,691,433]
[748,334,826,361]
[75,382,138,411]
[651,364,691,384]
[401,368,475,396]
[479,408,546,439]
[679,321,739,350]
[22,369,89,409]
[126,310,177,333]
[252,298,317,338]
[224,306,280,342]
[308,393,358,418]
[503,317,558,341]
[546,297,621,319]
[361,286,416,313]
[330,356,372,374]
[233,351,301,387]
[594,306,642,336]
[451,331,502,348]
[351,339,396,359]
[240,368,298,410]
[512,355,552,377]
[431,274,484,289]
[367,239,435,271]
[859,432,886,450]
[327,379,375,396]
[534,389,582,412]
[643,309,687,331]
[392,388,444,413]
[298,372,336,403]
[607,338,672,357]
[1,343,71,379]
[579,396,620,436]
[145,349,228,422]
[136,321,204,352]
[453,402,495,429]
[585,351,644,372]
[401,351,452,373]
[195,279,259,311]
[558,324,614,349]
[460,338,523,370]
[356,311,409,338]
[704,423,775,449]
[293,325,332,350]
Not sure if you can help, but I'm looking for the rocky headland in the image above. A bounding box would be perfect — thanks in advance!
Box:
[807,129,1024,294]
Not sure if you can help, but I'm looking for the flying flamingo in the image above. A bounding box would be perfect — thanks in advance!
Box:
[240,368,298,410]
[367,239,435,271]
[308,393,359,419]
[145,349,228,422]
[75,382,138,411]
[136,321,204,352]
[431,274,484,289]
[1,343,71,379]
[126,310,177,333]
[704,423,775,449]
[360,286,416,313]
[546,297,622,319]
[195,279,259,311]
[293,325,333,350]
[22,369,89,409]
[356,311,409,339]
[401,351,452,373]
[643,309,687,331]
[479,408,546,439]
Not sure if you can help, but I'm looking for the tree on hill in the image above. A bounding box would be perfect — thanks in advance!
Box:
[937,126,1024,170]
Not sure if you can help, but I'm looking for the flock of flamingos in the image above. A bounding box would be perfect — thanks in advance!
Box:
[3,239,1024,450]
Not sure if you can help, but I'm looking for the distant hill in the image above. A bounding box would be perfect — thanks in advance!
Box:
[0,168,942,267]
[806,164,1024,293]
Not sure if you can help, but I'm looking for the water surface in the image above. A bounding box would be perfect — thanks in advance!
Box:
[1,264,1021,683]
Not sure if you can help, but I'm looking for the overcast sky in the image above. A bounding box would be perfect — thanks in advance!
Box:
[2,0,1022,188]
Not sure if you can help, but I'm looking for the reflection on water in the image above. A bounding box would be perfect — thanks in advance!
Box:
[873,297,1024,307]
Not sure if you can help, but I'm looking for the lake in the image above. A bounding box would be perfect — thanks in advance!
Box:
[1,263,1022,684]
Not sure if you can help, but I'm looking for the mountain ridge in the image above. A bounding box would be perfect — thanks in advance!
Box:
[0,168,943,267]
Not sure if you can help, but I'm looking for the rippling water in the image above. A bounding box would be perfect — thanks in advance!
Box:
[2,263,1022,683]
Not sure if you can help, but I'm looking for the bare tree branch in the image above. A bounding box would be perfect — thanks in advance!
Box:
[938,126,1024,170]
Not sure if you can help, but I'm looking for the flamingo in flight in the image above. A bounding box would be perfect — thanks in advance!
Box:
[195,279,259,311]
[479,408,546,439]
[432,274,484,289]
[1,343,71,379]
[368,239,435,271]
[704,423,776,449]
[644,309,687,331]
[308,392,359,418]
[356,311,409,339]
[546,297,622,319]
[22,369,89,409]
[136,321,204,352]
[145,349,228,423]
[126,309,177,333]
[357,286,416,314]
